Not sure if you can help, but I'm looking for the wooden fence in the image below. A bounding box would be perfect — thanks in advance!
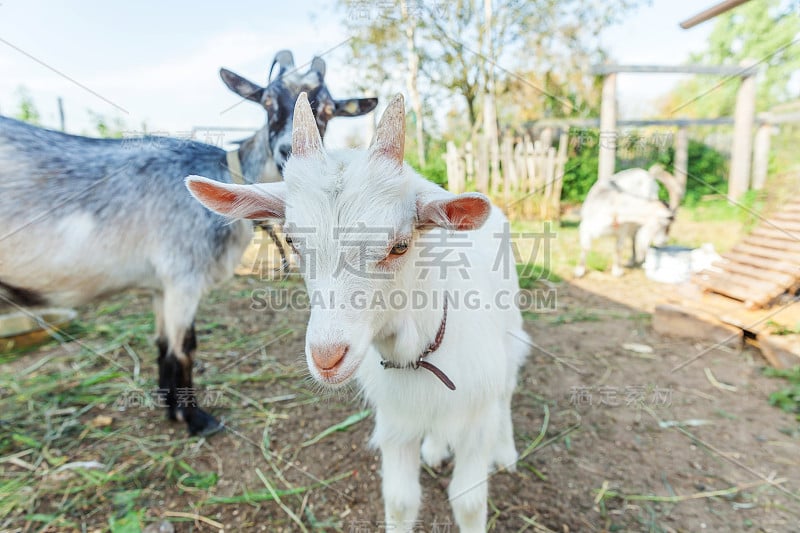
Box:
[445,129,568,219]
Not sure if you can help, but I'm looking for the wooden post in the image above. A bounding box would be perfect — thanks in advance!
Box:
[552,133,568,220]
[728,61,757,201]
[674,126,689,195]
[525,138,536,193]
[514,137,528,190]
[57,97,65,131]
[751,121,771,191]
[598,72,617,181]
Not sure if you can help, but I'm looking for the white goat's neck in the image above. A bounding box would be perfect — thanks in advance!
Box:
[373,274,447,365]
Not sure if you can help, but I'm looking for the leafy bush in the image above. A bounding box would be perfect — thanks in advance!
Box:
[764,366,800,421]
[560,128,729,205]
[407,137,448,186]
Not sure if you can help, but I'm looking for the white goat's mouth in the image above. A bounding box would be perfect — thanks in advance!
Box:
[314,358,358,386]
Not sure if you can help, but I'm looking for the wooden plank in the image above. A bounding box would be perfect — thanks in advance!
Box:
[591,64,755,76]
[741,234,800,253]
[781,201,800,212]
[693,273,774,308]
[653,304,742,349]
[680,0,753,30]
[763,218,800,232]
[749,226,800,242]
[731,243,800,265]
[758,332,800,369]
[722,251,800,277]
[770,211,800,223]
[699,269,785,296]
[714,259,796,287]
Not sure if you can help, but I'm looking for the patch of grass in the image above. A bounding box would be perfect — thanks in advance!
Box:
[547,308,603,325]
[204,470,354,505]
[0,281,362,530]
[301,409,371,447]
[764,366,800,420]
[766,320,800,336]
[687,191,764,229]
[517,263,562,288]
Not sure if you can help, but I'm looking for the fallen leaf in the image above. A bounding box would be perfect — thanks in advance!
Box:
[622,343,654,354]
[89,415,113,428]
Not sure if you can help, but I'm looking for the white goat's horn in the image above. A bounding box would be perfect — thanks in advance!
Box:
[292,92,323,158]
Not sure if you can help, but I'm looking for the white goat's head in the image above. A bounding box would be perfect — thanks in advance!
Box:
[220,50,378,172]
[186,94,491,387]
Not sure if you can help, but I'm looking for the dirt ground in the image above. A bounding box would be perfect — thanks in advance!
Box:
[2,266,800,532]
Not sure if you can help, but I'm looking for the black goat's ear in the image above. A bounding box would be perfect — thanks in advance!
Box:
[220,68,264,103]
[334,97,378,117]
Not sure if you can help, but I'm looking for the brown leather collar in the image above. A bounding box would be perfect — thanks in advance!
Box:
[380,299,455,391]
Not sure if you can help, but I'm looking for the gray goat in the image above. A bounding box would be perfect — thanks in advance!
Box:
[0,50,377,435]
[575,165,683,278]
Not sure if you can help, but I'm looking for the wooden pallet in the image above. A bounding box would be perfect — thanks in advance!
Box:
[693,199,800,309]
[654,290,800,368]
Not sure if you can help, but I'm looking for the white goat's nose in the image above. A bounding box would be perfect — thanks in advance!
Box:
[310,343,348,371]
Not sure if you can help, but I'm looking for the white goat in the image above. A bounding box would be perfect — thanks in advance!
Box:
[575,165,681,278]
[187,93,531,531]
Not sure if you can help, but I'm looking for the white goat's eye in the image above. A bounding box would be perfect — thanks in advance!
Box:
[285,236,294,246]
[390,241,409,255]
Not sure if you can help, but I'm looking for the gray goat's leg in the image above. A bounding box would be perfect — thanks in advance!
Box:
[156,284,220,435]
[263,223,289,276]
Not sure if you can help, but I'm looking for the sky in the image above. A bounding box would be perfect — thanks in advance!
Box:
[0,0,717,147]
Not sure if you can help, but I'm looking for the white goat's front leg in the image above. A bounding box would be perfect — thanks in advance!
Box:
[492,396,518,472]
[380,437,422,531]
[612,231,625,277]
[574,224,589,278]
[634,225,653,266]
[449,433,491,532]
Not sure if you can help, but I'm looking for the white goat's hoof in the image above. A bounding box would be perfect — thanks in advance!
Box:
[611,266,624,277]
[421,436,450,469]
[573,265,586,278]
[492,448,518,472]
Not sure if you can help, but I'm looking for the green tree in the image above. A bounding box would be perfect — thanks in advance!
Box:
[14,86,41,125]
[340,0,644,134]
[661,0,800,117]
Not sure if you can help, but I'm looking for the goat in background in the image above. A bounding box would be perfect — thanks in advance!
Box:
[0,51,376,435]
[575,164,684,278]
[187,93,530,532]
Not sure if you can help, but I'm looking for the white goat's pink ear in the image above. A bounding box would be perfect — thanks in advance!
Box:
[185,175,285,220]
[417,193,492,231]
[292,92,323,158]
[370,93,405,166]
